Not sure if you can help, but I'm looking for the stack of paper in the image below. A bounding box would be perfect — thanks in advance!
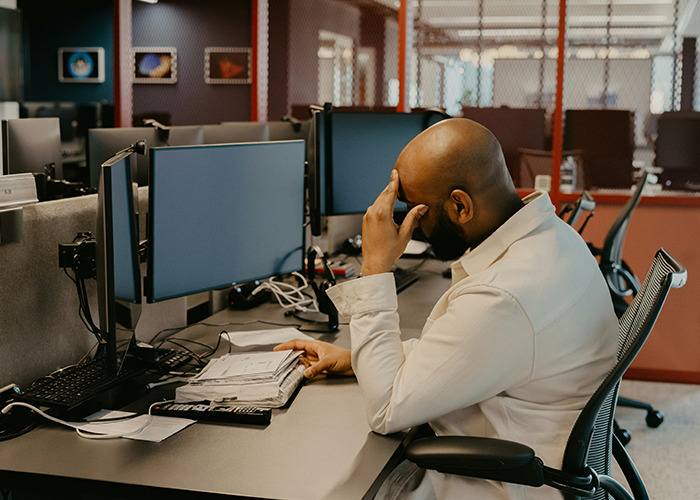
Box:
[175,350,304,408]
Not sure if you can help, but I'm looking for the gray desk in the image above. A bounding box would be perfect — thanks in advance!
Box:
[0,259,450,499]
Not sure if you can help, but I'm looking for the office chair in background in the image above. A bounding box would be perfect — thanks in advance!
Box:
[559,190,596,231]
[403,248,686,500]
[588,172,662,444]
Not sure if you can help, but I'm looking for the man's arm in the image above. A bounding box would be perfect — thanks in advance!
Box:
[344,283,535,435]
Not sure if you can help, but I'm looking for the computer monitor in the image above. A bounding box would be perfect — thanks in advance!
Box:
[96,146,142,376]
[461,107,546,186]
[1,118,63,179]
[87,125,204,188]
[201,122,270,144]
[654,111,700,191]
[146,140,306,303]
[35,103,78,142]
[655,111,700,168]
[563,109,635,189]
[311,107,446,224]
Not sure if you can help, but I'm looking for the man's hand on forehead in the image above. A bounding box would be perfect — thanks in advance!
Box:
[360,170,428,276]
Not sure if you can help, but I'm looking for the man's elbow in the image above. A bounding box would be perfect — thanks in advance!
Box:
[367,411,407,435]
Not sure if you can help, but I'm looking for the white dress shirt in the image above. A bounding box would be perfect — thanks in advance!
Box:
[326,191,618,499]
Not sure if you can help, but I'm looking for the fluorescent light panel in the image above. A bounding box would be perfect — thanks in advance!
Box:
[429,14,671,26]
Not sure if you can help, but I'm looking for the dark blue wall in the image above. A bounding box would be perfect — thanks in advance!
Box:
[18,0,114,103]
[132,0,251,125]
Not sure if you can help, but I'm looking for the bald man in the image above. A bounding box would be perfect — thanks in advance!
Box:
[276,118,617,499]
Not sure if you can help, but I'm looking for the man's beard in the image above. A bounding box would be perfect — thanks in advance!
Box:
[420,209,470,261]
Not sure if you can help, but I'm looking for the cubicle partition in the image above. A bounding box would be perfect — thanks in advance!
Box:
[0,192,187,389]
[0,196,99,387]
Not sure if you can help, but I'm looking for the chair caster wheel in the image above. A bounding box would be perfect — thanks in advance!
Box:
[615,427,632,446]
[646,410,664,428]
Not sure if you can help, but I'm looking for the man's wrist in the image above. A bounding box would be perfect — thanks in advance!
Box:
[360,263,393,276]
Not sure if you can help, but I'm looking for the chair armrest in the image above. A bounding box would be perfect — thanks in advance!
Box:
[405,436,545,487]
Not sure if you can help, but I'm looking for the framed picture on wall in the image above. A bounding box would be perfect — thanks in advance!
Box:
[205,47,251,84]
[133,47,177,84]
[58,47,105,83]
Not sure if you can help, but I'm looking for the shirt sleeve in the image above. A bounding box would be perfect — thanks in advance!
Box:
[327,274,535,435]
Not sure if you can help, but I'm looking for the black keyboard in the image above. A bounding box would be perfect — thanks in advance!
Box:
[14,357,144,416]
[393,267,420,293]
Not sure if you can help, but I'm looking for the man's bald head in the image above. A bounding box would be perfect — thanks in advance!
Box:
[395,118,523,252]
[396,118,512,201]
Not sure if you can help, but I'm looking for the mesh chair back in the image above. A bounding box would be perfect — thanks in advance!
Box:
[562,248,686,500]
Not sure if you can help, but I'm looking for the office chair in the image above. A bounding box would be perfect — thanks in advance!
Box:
[589,172,662,443]
[559,190,595,231]
[404,248,686,500]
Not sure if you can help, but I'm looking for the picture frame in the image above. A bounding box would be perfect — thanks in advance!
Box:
[133,47,177,84]
[58,47,105,83]
[205,47,251,84]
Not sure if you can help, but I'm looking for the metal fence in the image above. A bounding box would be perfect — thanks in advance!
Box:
[284,0,697,188]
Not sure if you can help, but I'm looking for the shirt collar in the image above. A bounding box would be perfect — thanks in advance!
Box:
[451,191,555,280]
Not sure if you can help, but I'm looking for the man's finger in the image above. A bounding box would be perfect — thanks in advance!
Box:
[274,339,317,353]
[399,204,428,241]
[303,360,332,378]
[376,169,400,204]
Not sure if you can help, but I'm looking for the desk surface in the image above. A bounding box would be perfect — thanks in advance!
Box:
[0,259,450,499]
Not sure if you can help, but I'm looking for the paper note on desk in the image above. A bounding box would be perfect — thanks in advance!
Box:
[124,415,195,443]
[76,411,194,443]
[221,327,312,347]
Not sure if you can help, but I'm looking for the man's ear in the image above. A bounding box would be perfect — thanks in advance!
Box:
[447,189,474,224]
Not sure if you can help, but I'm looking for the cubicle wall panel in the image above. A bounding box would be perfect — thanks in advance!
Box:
[0,196,98,388]
[0,190,187,388]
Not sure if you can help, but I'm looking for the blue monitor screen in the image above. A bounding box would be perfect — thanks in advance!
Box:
[326,112,435,215]
[101,153,141,303]
[147,141,306,302]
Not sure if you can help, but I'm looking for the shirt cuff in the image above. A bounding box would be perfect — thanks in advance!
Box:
[326,273,397,317]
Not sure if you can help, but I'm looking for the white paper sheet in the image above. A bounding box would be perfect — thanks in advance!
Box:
[193,350,300,381]
[77,411,194,442]
[403,239,431,255]
[220,327,312,347]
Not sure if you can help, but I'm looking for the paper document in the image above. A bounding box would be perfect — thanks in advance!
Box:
[177,364,306,408]
[175,349,306,408]
[404,239,431,255]
[191,350,302,382]
[221,327,312,347]
[76,410,194,442]
[219,364,305,408]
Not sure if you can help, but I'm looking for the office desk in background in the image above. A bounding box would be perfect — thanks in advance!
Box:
[0,259,450,499]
